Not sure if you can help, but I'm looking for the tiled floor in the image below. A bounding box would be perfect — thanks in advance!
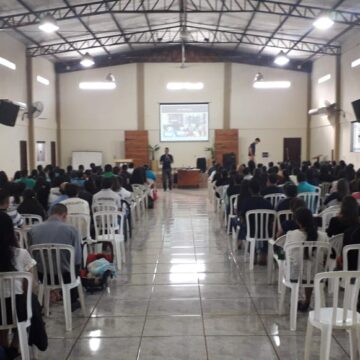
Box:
[39,189,350,359]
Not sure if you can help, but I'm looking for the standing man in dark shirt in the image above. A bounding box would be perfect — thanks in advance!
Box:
[160,147,174,191]
[248,138,260,162]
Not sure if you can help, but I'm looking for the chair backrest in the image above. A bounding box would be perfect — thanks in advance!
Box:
[314,271,360,326]
[66,214,91,241]
[29,244,77,285]
[264,193,286,208]
[319,182,332,199]
[0,272,32,330]
[298,192,320,214]
[92,201,117,213]
[319,206,340,231]
[343,244,360,271]
[283,241,331,286]
[228,195,238,216]
[245,209,277,241]
[276,210,293,230]
[329,233,344,259]
[274,234,287,249]
[93,211,124,242]
[22,214,43,228]
[215,185,228,201]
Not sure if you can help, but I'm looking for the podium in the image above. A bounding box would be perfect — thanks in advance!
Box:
[177,169,201,188]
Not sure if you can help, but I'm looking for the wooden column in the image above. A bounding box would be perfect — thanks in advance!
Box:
[26,54,35,170]
[137,63,145,130]
[125,130,149,166]
[223,63,232,130]
[334,54,341,162]
[55,72,62,166]
[214,129,238,165]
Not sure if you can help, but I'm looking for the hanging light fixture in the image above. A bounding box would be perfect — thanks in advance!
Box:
[313,14,334,30]
[38,14,59,33]
[106,73,115,82]
[274,51,290,66]
[253,72,291,89]
[80,53,95,68]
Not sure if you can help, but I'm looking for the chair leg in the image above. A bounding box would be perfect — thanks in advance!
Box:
[120,241,126,262]
[62,286,73,332]
[44,287,50,317]
[78,282,87,317]
[17,323,30,360]
[304,319,314,360]
[37,283,44,306]
[114,241,122,271]
[267,245,273,284]
[279,282,286,315]
[319,326,332,360]
[249,240,255,270]
[290,284,299,331]
[348,328,359,360]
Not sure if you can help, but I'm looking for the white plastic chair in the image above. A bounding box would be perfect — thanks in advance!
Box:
[298,192,320,214]
[29,244,86,332]
[131,184,147,215]
[244,209,277,282]
[276,210,293,231]
[93,211,125,270]
[317,205,340,232]
[264,193,286,208]
[343,244,360,271]
[304,271,360,360]
[22,214,43,228]
[226,194,238,235]
[14,228,30,249]
[92,201,117,214]
[268,235,286,293]
[0,272,32,360]
[279,240,331,331]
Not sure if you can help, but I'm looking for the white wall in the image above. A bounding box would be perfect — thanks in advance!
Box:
[59,62,309,167]
[231,64,308,165]
[0,32,28,177]
[59,64,137,166]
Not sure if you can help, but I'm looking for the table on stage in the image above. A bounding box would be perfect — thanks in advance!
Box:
[114,158,133,166]
[176,168,201,188]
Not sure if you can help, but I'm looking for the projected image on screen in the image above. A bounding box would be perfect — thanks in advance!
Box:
[160,103,209,142]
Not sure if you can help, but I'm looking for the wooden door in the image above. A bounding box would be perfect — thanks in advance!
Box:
[283,138,301,166]
[51,141,56,166]
[19,140,28,171]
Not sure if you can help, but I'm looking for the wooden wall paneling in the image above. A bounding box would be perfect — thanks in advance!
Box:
[214,129,238,165]
[124,130,149,167]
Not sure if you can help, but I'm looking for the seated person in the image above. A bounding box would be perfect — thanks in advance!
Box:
[324,178,350,208]
[102,164,114,178]
[0,189,24,228]
[297,172,317,193]
[18,189,46,220]
[276,184,298,211]
[261,173,283,196]
[326,196,359,237]
[239,179,273,265]
[144,165,156,184]
[93,177,121,209]
[29,204,82,309]
[227,173,242,198]
[49,182,68,209]
[284,207,328,312]
[78,179,96,209]
[120,164,131,185]
[0,212,47,355]
[60,183,90,215]
[341,224,360,270]
[15,170,36,190]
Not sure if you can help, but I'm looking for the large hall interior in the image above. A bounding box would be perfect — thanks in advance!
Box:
[1,0,360,359]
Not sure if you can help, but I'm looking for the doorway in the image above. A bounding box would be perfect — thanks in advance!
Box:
[19,141,28,171]
[51,141,56,166]
[283,138,301,166]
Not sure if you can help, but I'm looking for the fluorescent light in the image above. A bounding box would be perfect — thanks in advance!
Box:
[38,15,59,33]
[318,74,331,84]
[80,53,95,68]
[36,75,50,86]
[313,15,334,30]
[351,58,360,68]
[166,82,204,90]
[0,56,16,70]
[253,81,291,89]
[274,51,290,66]
[79,82,117,90]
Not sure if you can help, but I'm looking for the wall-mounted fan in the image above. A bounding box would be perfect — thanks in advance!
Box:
[22,101,45,120]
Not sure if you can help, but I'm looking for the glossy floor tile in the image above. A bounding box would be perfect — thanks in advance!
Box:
[39,189,351,359]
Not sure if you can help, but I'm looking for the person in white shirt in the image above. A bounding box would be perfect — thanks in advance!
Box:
[60,183,90,215]
[93,177,122,209]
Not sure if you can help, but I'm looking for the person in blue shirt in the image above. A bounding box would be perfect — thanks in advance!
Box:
[297,172,317,193]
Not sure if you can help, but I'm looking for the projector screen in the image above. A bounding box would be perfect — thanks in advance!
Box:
[160,103,209,142]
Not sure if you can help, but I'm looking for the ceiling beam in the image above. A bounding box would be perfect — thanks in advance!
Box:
[27,25,340,57]
[1,0,360,29]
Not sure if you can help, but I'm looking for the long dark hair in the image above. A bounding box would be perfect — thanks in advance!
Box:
[294,207,318,241]
[0,212,17,272]
[340,196,359,226]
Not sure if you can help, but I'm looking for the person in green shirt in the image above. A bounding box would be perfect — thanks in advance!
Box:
[15,170,36,190]
[102,164,114,178]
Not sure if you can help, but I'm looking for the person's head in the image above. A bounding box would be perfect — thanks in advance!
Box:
[239,179,251,199]
[113,166,120,175]
[0,189,10,209]
[66,165,73,173]
[0,212,18,271]
[268,173,277,186]
[37,164,43,173]
[101,177,113,190]
[249,179,260,195]
[23,189,36,201]
[284,184,298,198]
[0,171,9,188]
[20,169,28,178]
[84,179,96,194]
[121,164,128,172]
[30,169,38,179]
[165,147,169,154]
[294,207,318,241]
[90,163,96,170]
[64,183,78,198]
[49,203,68,221]
[289,197,306,213]
[78,164,84,172]
[104,164,112,173]
[339,196,359,225]
[337,178,350,201]
[111,177,120,192]
[59,182,68,195]
[255,138,260,144]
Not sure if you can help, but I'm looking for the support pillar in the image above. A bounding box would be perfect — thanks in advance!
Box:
[137,63,145,130]
[306,72,312,161]
[55,72,62,166]
[334,53,341,162]
[223,63,231,130]
[26,54,35,170]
